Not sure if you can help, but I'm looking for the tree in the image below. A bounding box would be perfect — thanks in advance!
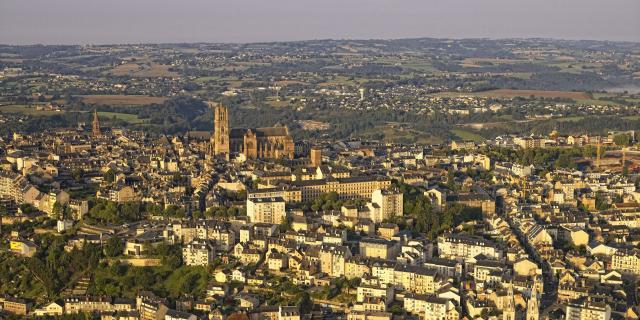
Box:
[104,237,124,257]
[52,201,64,220]
[388,304,404,315]
[446,169,457,190]
[595,193,611,211]
[192,210,205,219]
[296,292,313,315]
[103,169,116,183]
[0,205,6,234]
[613,134,631,146]
[279,216,292,233]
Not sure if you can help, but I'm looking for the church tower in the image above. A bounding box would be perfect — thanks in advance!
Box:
[526,286,540,320]
[210,102,230,158]
[92,109,101,138]
[503,284,516,320]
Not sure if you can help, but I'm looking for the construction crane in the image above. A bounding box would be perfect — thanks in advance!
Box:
[622,147,629,174]
[596,140,602,169]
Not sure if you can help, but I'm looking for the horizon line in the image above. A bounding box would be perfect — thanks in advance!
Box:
[2,35,639,47]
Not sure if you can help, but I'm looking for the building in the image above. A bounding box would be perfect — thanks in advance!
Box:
[279,306,301,320]
[357,285,394,303]
[393,265,440,294]
[565,298,611,320]
[319,244,352,277]
[437,234,502,261]
[347,311,392,320]
[249,176,392,203]
[292,176,392,203]
[211,102,230,157]
[137,293,169,320]
[209,102,294,160]
[165,309,198,320]
[247,197,286,224]
[33,301,64,317]
[182,239,215,266]
[310,147,322,167]
[92,109,101,138]
[403,294,459,320]
[267,252,289,271]
[64,296,113,314]
[9,239,38,257]
[611,249,640,276]
[359,238,399,260]
[0,295,32,316]
[515,136,545,149]
[451,140,477,151]
[370,188,403,223]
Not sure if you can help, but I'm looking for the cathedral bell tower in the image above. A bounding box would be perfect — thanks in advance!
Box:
[210,102,230,159]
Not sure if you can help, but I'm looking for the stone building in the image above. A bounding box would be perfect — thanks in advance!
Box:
[209,102,294,160]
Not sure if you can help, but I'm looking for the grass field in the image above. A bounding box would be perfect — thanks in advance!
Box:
[105,62,178,78]
[318,75,360,87]
[451,129,485,142]
[194,76,220,83]
[81,95,167,106]
[361,124,443,144]
[460,58,531,68]
[97,112,143,124]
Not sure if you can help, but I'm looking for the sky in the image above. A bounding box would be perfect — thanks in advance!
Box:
[1,0,639,45]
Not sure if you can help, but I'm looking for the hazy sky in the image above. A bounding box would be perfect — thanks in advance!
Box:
[1,0,639,45]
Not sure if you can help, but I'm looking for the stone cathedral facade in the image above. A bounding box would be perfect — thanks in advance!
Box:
[209,102,295,160]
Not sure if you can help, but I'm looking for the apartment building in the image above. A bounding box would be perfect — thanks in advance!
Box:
[182,239,215,266]
[247,197,286,224]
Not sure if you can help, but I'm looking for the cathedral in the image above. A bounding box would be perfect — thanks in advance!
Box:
[209,102,295,160]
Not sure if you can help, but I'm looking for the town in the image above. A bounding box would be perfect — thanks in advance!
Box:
[0,96,638,320]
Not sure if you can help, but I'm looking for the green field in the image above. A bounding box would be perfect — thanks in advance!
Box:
[360,124,443,144]
[98,112,143,124]
[194,76,220,83]
[451,129,485,142]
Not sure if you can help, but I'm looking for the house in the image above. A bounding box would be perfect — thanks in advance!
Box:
[267,252,289,271]
[164,309,197,320]
[279,306,301,320]
[587,241,617,257]
[9,239,38,257]
[236,294,260,310]
[206,282,228,298]
[347,311,392,320]
[33,301,64,317]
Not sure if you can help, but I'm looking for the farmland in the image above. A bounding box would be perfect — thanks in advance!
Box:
[81,95,167,106]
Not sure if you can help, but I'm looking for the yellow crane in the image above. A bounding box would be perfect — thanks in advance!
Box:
[622,147,629,174]
[596,140,602,169]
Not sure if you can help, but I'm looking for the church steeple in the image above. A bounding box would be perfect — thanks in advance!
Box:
[503,284,516,320]
[92,109,101,138]
[527,285,540,320]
